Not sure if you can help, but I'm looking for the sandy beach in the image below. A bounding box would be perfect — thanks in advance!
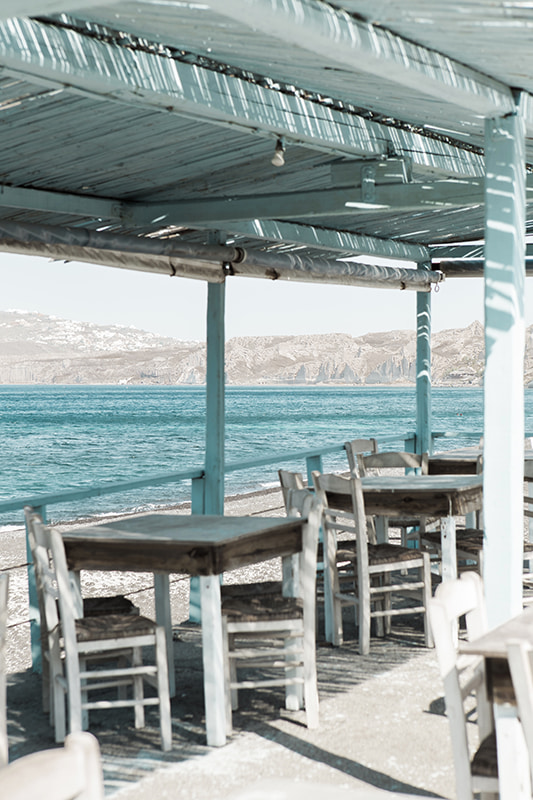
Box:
[2,486,459,799]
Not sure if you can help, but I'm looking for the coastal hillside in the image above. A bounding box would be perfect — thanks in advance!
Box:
[0,310,531,386]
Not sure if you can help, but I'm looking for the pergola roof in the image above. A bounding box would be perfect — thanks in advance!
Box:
[0,1,532,285]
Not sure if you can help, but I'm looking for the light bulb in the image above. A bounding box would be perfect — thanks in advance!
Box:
[271,139,285,167]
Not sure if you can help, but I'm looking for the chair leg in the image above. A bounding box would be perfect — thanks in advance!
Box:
[284,633,303,712]
[79,656,89,730]
[302,606,319,729]
[221,618,234,736]
[422,552,434,648]
[155,626,172,752]
[132,646,145,730]
[359,586,371,656]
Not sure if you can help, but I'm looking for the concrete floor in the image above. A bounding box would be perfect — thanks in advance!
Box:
[3,488,464,799]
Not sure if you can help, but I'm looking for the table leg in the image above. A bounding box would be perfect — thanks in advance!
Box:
[200,575,227,747]
[440,515,457,582]
[154,573,176,698]
[494,705,531,800]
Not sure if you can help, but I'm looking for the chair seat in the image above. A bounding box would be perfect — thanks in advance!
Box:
[423,529,484,553]
[222,593,303,622]
[367,543,426,565]
[221,580,282,598]
[73,613,157,642]
[83,595,136,616]
[471,731,498,778]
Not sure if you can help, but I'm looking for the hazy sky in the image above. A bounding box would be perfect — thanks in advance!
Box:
[0,250,524,342]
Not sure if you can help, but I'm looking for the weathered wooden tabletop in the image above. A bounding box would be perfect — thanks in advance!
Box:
[327,474,484,518]
[459,604,533,660]
[63,513,303,576]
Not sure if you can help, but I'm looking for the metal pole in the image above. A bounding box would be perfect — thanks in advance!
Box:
[416,265,432,455]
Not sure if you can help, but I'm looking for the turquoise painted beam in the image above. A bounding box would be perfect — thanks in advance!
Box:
[125,180,486,227]
[217,219,429,263]
[483,110,526,627]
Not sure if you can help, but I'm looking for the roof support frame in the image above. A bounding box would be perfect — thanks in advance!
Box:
[210,0,523,120]
[207,219,430,263]
[0,219,442,291]
[0,1,108,18]
[122,180,487,227]
[0,16,486,178]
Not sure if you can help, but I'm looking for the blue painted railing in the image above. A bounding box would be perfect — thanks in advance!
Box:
[1,427,485,671]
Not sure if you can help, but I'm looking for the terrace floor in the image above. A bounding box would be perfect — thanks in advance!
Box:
[4,488,465,799]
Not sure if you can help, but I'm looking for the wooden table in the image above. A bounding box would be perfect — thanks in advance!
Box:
[460,605,533,800]
[359,474,483,581]
[429,446,533,476]
[428,447,482,476]
[62,513,304,747]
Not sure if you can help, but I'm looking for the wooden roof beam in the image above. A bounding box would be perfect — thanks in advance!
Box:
[211,0,523,120]
[0,16,485,178]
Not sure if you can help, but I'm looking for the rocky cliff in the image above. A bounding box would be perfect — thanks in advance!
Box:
[0,310,530,386]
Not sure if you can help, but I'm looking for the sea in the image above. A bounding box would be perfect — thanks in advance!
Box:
[1,384,531,530]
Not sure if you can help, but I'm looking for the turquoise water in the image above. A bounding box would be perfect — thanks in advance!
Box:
[0,385,528,526]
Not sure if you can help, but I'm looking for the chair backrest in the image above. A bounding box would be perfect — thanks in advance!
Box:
[429,572,490,798]
[0,572,8,769]
[507,639,533,763]
[278,469,306,512]
[0,731,104,799]
[25,510,62,638]
[284,489,322,617]
[356,450,428,477]
[312,471,368,556]
[344,438,378,476]
[26,511,85,699]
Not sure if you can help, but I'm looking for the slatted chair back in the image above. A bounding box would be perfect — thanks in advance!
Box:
[312,471,432,653]
[507,639,533,766]
[429,572,497,800]
[0,731,104,799]
[0,573,8,769]
[26,512,172,751]
[356,450,428,477]
[344,438,378,477]
[278,469,306,511]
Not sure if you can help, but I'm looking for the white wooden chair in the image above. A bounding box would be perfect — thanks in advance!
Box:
[29,513,172,751]
[312,471,433,653]
[221,489,321,734]
[0,573,8,769]
[429,572,498,800]
[24,506,139,716]
[0,731,104,799]
[344,438,378,476]
[356,450,429,547]
[506,639,533,768]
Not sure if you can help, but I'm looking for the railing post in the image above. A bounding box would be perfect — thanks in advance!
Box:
[305,454,322,486]
[25,504,46,673]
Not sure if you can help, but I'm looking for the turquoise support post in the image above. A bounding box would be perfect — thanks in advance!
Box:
[205,281,226,515]
[190,280,226,622]
[483,109,526,628]
[416,267,432,456]
[305,454,322,486]
[26,504,45,673]
[189,475,206,622]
